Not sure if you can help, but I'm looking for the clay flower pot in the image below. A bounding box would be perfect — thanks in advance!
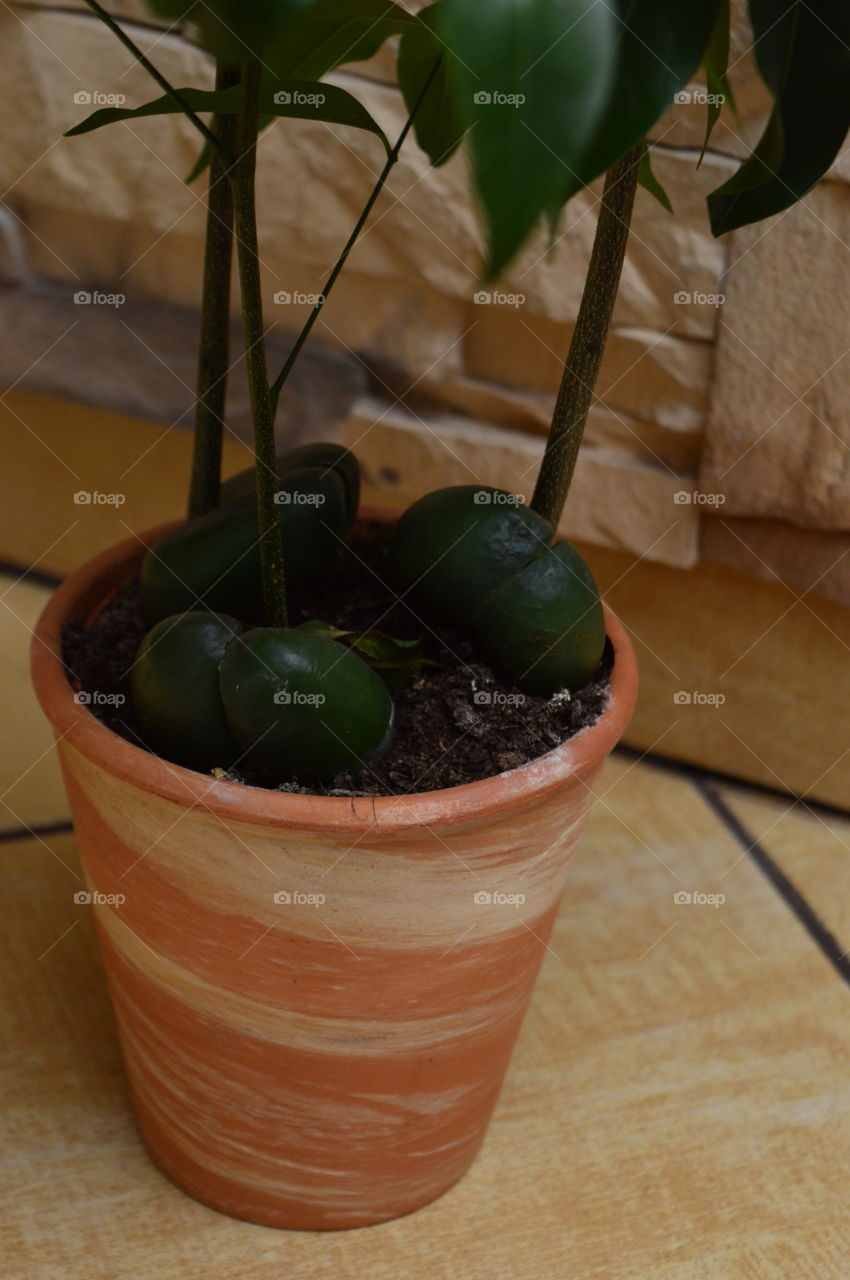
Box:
[32,519,638,1230]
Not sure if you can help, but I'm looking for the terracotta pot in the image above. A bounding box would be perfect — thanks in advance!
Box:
[32,519,638,1230]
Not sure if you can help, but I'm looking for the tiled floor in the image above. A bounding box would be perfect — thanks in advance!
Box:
[0,567,68,831]
[3,571,850,1279]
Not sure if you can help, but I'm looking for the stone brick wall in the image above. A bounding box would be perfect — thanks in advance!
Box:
[2,1,849,602]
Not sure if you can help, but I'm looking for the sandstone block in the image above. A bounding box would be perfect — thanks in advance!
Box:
[700,181,850,530]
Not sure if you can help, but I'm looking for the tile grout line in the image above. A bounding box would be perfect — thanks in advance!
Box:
[0,818,73,843]
[694,775,850,988]
[614,744,850,823]
[0,558,63,590]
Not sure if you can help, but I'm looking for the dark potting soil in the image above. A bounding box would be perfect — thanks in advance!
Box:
[61,520,613,797]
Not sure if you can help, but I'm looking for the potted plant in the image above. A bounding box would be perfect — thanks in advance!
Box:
[31,0,849,1230]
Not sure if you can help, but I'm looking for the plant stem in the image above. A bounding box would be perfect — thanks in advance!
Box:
[530,143,642,528]
[81,0,224,158]
[231,58,287,628]
[268,56,443,413]
[188,62,239,519]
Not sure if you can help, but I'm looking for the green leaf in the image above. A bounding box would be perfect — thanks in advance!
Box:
[699,0,733,164]
[638,144,673,213]
[145,0,312,59]
[65,85,240,137]
[184,139,212,185]
[397,3,466,167]
[558,0,725,205]
[440,0,618,278]
[65,81,389,152]
[349,633,425,666]
[162,1,430,180]
[262,81,390,152]
[298,619,433,690]
[265,0,425,81]
[708,0,850,235]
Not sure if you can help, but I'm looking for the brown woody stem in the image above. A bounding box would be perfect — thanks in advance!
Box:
[531,143,642,527]
[188,61,239,519]
[231,58,287,628]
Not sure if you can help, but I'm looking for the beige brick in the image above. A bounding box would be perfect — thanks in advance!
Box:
[408,377,702,473]
[700,181,850,530]
[702,516,850,608]
[463,307,711,434]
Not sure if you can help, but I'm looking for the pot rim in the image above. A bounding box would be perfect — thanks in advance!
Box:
[31,514,638,834]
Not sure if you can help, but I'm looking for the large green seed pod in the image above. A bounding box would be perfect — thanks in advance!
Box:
[387,485,552,623]
[219,442,360,525]
[219,628,394,780]
[131,611,241,770]
[140,465,349,625]
[474,541,605,695]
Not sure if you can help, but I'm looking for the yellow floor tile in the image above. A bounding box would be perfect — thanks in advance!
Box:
[0,386,252,578]
[3,760,850,1279]
[0,573,68,830]
[718,781,850,956]
[583,543,850,809]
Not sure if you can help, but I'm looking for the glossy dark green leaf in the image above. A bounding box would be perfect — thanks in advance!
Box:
[440,0,617,277]
[638,143,673,213]
[558,0,724,206]
[397,4,466,167]
[699,0,733,163]
[264,0,425,81]
[708,0,850,234]
[66,81,389,151]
